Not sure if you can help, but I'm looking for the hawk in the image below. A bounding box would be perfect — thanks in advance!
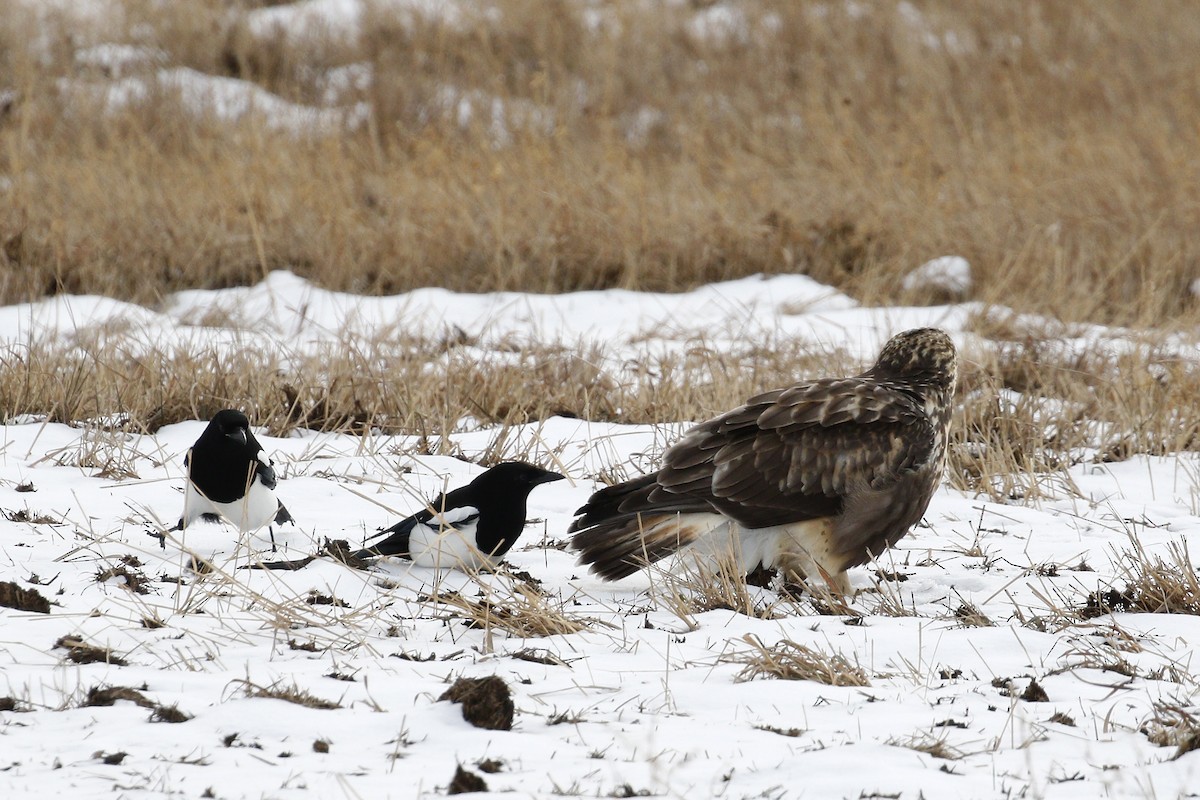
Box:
[569,328,957,593]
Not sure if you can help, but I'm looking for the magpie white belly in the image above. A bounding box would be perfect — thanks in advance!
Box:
[183,479,278,533]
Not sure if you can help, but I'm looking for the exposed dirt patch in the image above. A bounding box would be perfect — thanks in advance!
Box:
[439,676,514,731]
[0,581,50,613]
[55,636,128,666]
[447,765,489,794]
[95,564,151,594]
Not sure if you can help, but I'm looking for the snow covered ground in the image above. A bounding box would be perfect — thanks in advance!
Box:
[4,0,1200,796]
[3,271,1200,799]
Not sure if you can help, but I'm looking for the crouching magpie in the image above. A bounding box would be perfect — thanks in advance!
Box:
[176,409,294,552]
[354,461,565,571]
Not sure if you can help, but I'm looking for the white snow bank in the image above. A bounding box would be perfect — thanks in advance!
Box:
[59,67,370,135]
[901,255,973,298]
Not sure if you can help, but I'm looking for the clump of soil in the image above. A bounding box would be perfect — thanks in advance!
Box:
[0,581,50,613]
[86,686,154,708]
[1021,678,1050,702]
[439,676,514,731]
[55,636,128,666]
[447,765,489,794]
[84,684,193,723]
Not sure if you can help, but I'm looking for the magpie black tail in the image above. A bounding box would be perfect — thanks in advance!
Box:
[354,517,416,560]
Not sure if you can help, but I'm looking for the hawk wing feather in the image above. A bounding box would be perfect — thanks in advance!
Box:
[656,378,934,529]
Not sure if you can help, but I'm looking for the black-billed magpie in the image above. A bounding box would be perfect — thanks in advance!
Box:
[354,461,565,571]
[178,409,293,552]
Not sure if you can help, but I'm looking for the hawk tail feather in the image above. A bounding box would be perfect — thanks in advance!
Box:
[572,512,704,580]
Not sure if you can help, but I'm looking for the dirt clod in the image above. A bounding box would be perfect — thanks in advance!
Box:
[151,704,192,723]
[447,765,489,794]
[1021,678,1050,702]
[0,581,50,613]
[439,676,514,731]
[55,636,127,666]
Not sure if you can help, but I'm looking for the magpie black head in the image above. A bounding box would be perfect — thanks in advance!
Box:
[211,409,252,448]
[468,461,565,496]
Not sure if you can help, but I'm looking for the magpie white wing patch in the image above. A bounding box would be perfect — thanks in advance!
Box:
[432,505,480,528]
[408,507,496,570]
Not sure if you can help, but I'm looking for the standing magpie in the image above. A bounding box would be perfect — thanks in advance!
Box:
[178,409,293,552]
[353,461,565,571]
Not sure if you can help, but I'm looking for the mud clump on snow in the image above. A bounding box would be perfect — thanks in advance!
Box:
[0,581,51,613]
[447,765,489,794]
[86,686,155,708]
[84,684,193,722]
[1020,678,1050,702]
[55,636,128,666]
[439,676,514,731]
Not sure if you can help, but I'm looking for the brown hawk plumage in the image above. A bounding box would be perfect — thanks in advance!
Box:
[569,328,958,593]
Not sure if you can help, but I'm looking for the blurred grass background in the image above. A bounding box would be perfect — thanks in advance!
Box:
[0,0,1197,326]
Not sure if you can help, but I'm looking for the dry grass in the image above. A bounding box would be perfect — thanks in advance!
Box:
[950,322,1200,502]
[1079,536,1200,617]
[729,634,870,686]
[0,329,839,435]
[6,313,1200,493]
[231,678,342,710]
[0,1,1198,328]
[424,573,603,638]
[1143,703,1200,759]
[2,2,1200,491]
[2,311,1200,507]
[646,553,793,627]
[887,730,965,761]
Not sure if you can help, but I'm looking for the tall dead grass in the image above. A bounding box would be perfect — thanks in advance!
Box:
[3,316,1200,496]
[951,316,1200,501]
[0,328,841,434]
[0,1,1198,326]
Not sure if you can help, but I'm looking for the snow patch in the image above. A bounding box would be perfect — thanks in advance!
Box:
[902,255,973,298]
[60,67,370,135]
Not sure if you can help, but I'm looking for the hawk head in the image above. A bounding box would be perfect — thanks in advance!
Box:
[869,328,957,396]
